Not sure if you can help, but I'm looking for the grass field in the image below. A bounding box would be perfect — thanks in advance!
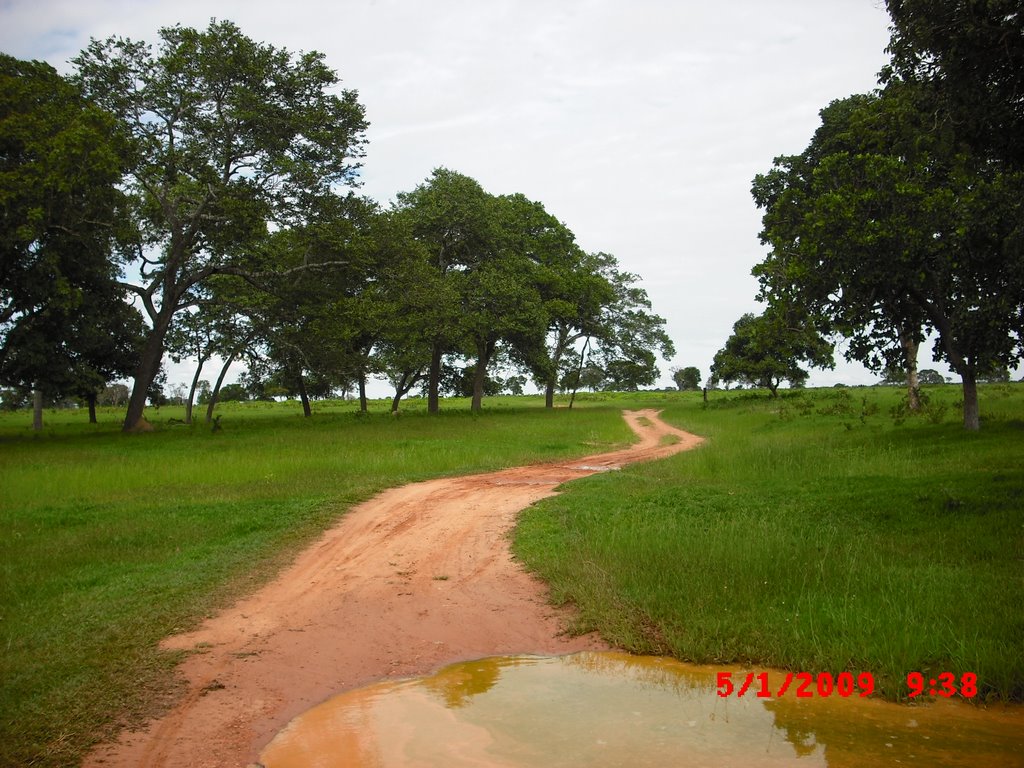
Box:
[514,384,1024,704]
[3,386,1022,767]
[0,396,634,768]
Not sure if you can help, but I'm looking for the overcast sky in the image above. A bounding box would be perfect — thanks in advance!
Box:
[3,0,940,393]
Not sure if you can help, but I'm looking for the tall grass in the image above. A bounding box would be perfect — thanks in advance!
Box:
[0,397,633,768]
[514,384,1024,703]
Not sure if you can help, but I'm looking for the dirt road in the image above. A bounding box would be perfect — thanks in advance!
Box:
[84,409,702,768]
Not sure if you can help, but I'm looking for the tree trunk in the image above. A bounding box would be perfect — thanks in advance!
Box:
[123,314,173,431]
[906,287,981,430]
[205,350,239,423]
[32,389,43,431]
[544,325,577,409]
[390,368,422,413]
[900,329,921,412]
[427,342,442,414]
[961,370,980,431]
[185,355,207,425]
[296,372,312,417]
[545,327,570,409]
[568,337,591,411]
[87,393,98,424]
[471,340,494,413]
[358,374,368,413]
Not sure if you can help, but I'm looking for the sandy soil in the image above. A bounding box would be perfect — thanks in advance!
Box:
[84,409,703,768]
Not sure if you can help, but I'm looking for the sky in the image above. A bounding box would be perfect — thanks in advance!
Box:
[2,0,949,395]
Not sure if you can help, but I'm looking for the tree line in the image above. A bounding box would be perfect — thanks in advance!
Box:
[1,20,673,431]
[710,0,1023,429]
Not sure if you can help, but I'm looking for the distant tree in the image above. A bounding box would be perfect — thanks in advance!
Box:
[918,369,947,385]
[560,360,607,394]
[577,263,675,394]
[458,238,545,412]
[194,380,212,404]
[503,375,527,396]
[492,198,614,410]
[98,383,130,407]
[0,388,28,411]
[977,368,1011,384]
[217,383,249,402]
[146,367,168,408]
[711,309,833,397]
[672,366,702,391]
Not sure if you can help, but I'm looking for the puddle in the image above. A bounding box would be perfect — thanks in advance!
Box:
[259,652,1024,767]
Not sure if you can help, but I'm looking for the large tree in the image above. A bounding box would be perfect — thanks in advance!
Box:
[71,20,368,430]
[392,169,501,413]
[883,0,1024,169]
[494,201,619,409]
[753,84,1023,428]
[0,54,142,428]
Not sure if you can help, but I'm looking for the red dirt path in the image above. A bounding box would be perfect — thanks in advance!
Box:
[84,409,703,768]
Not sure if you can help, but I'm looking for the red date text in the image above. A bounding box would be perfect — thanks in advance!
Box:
[716,671,876,698]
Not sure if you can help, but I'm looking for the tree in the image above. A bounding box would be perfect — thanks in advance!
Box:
[582,264,675,392]
[752,89,934,412]
[883,0,1024,169]
[672,366,702,391]
[918,369,947,385]
[488,196,612,409]
[72,20,368,431]
[753,84,1024,429]
[710,309,833,397]
[393,169,499,413]
[217,382,248,402]
[0,55,143,429]
[98,382,131,407]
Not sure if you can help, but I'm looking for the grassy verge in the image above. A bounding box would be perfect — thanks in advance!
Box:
[0,396,634,768]
[513,384,1024,703]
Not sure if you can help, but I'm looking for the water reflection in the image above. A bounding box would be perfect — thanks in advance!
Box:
[260,652,1024,768]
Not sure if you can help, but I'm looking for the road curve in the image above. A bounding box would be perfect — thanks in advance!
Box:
[84,409,703,768]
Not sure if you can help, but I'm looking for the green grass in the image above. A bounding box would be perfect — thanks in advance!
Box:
[0,395,634,768]
[6,385,1023,767]
[513,384,1024,703]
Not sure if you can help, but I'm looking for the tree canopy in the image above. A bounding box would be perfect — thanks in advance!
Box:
[752,82,1023,428]
[0,54,143,428]
[710,309,833,397]
[72,20,369,430]
[2,25,676,424]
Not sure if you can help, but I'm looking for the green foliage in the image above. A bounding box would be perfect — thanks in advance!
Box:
[0,54,142,412]
[390,171,674,411]
[752,82,1024,429]
[883,0,1024,169]
[672,366,702,391]
[514,384,1024,703]
[216,383,249,402]
[918,369,946,385]
[71,20,370,429]
[710,308,833,397]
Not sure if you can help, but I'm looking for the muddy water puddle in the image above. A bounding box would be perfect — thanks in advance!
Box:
[260,652,1024,767]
